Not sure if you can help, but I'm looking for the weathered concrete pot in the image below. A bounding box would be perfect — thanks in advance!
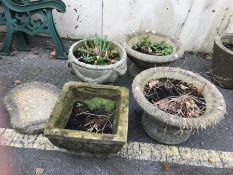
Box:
[212,33,233,88]
[125,31,184,78]
[68,39,127,84]
[132,67,226,144]
[44,82,129,157]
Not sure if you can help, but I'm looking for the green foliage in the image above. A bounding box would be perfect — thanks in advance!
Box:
[75,101,85,108]
[132,36,173,56]
[84,97,116,113]
[154,41,173,56]
[74,35,120,65]
[191,49,199,58]
[228,37,233,45]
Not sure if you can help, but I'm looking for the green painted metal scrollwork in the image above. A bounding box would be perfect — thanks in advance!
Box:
[11,9,49,35]
[0,0,67,59]
[12,0,30,5]
[0,1,6,25]
[21,0,30,4]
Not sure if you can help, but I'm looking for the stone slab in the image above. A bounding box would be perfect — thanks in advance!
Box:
[3,82,60,134]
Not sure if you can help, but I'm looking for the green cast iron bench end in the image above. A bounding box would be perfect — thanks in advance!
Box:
[0,0,67,59]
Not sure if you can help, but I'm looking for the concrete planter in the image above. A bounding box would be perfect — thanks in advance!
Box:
[212,33,233,88]
[125,31,184,78]
[44,82,129,157]
[132,67,226,144]
[68,39,127,84]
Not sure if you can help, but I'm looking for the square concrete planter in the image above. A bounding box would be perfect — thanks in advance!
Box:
[44,82,129,157]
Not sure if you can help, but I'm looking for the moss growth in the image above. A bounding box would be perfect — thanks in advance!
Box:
[84,97,116,112]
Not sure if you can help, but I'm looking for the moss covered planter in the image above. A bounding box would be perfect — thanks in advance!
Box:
[132,67,226,144]
[125,31,184,78]
[212,33,233,88]
[44,82,129,157]
[68,39,127,84]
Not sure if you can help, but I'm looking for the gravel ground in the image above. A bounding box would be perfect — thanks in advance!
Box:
[0,37,233,174]
[0,49,232,152]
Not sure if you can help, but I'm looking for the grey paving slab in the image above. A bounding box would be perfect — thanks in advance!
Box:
[5,147,233,175]
[3,82,60,134]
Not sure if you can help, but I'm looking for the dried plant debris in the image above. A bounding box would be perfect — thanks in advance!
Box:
[31,49,40,55]
[34,168,44,175]
[65,97,116,134]
[144,78,206,118]
[14,80,21,85]
[162,162,171,172]
[49,50,56,59]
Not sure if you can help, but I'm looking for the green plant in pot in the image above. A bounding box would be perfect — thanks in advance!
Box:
[44,82,129,157]
[125,30,184,78]
[132,36,173,56]
[68,35,127,84]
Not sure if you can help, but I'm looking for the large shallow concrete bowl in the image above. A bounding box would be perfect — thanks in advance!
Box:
[212,33,233,88]
[44,82,129,157]
[132,67,226,144]
[125,31,184,78]
[68,39,127,84]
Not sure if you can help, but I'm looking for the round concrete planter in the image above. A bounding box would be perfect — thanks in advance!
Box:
[125,31,184,78]
[212,33,233,88]
[132,67,226,144]
[68,39,127,84]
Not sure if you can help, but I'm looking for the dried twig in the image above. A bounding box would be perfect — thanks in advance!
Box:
[76,110,115,133]
[154,94,204,118]
[144,78,206,118]
[75,111,112,119]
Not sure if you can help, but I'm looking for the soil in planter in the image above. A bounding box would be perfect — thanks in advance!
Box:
[144,78,206,118]
[132,36,173,56]
[65,98,116,134]
[223,42,233,51]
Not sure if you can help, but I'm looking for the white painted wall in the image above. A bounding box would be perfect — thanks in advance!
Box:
[102,0,193,43]
[53,0,102,39]
[36,0,233,51]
